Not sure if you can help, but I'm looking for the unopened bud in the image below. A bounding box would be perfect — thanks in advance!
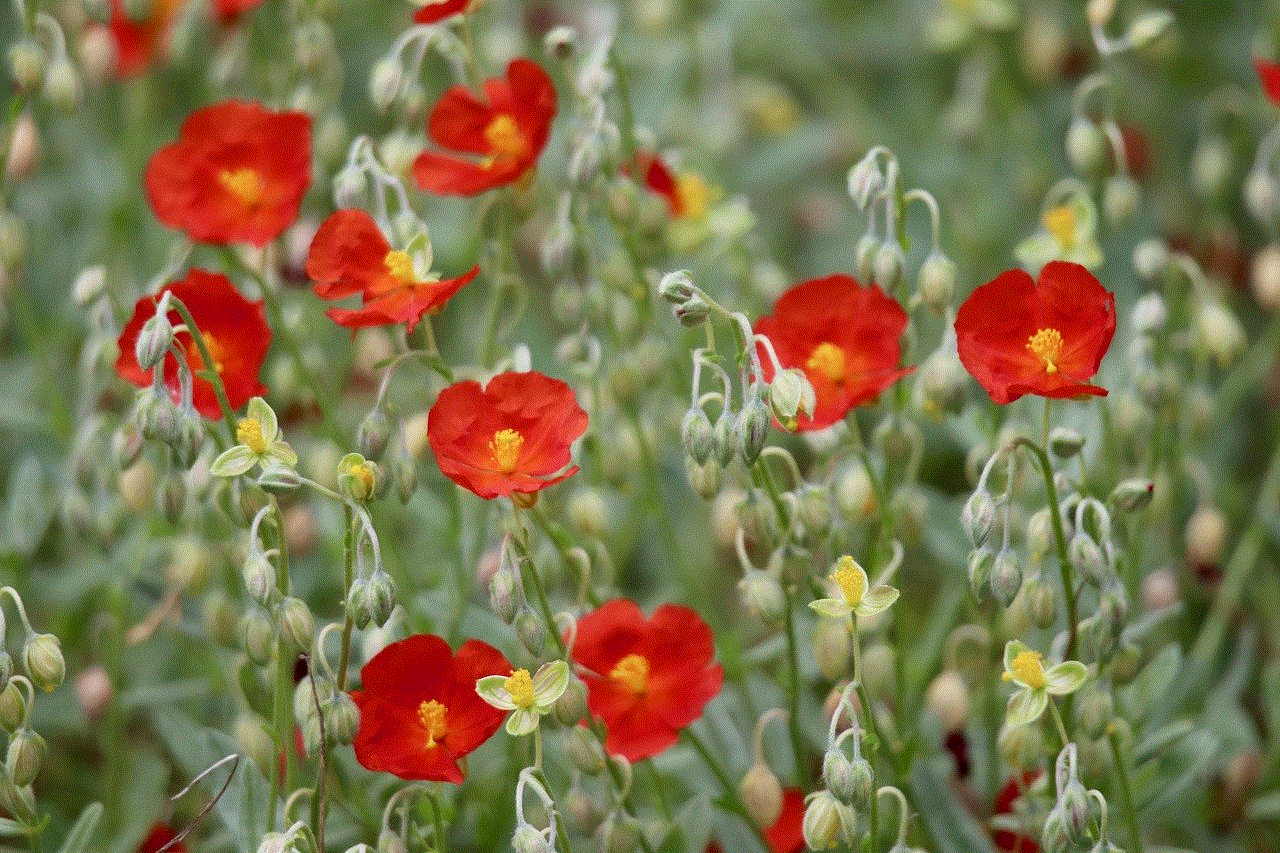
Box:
[836,464,875,519]
[333,165,366,208]
[356,410,391,461]
[739,762,783,828]
[1132,239,1169,280]
[873,242,904,291]
[512,822,553,853]
[967,548,994,599]
[686,455,721,500]
[5,113,39,180]
[855,234,879,283]
[594,814,639,853]
[658,270,695,304]
[22,634,64,692]
[1066,118,1105,175]
[682,408,716,464]
[5,729,45,787]
[674,293,710,326]
[926,670,970,732]
[1048,427,1085,458]
[243,551,277,607]
[738,569,785,622]
[488,566,520,624]
[767,368,815,431]
[802,790,854,851]
[234,712,275,776]
[1245,169,1277,225]
[135,313,174,372]
[989,549,1023,607]
[369,57,403,111]
[514,606,547,656]
[170,412,206,469]
[1076,685,1113,739]
[42,58,82,112]
[1102,175,1140,226]
[1195,301,1245,367]
[568,724,605,774]
[1109,478,1154,512]
[554,674,589,725]
[338,453,379,502]
[1185,504,1226,567]
[712,411,737,466]
[917,251,956,312]
[962,491,996,549]
[278,597,315,652]
[258,462,302,495]
[73,265,108,308]
[1069,533,1108,585]
[737,392,771,465]
[324,692,361,746]
[240,608,275,666]
[1027,579,1058,629]
[1126,11,1173,48]
[0,682,23,730]
[543,26,576,59]
[8,40,45,91]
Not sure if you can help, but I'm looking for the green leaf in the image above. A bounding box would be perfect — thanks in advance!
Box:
[910,762,999,853]
[55,803,103,853]
[1121,644,1181,719]
[1247,788,1280,820]
[3,456,50,557]
[656,824,687,853]
[1133,720,1196,765]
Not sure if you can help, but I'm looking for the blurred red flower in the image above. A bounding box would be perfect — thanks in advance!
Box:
[351,634,510,783]
[636,153,682,214]
[991,771,1041,853]
[572,600,723,762]
[706,788,804,853]
[145,100,311,247]
[115,269,270,419]
[427,371,587,501]
[413,59,556,195]
[138,824,185,853]
[413,0,470,23]
[108,0,183,77]
[306,209,479,331]
[753,275,912,430]
[1256,59,1280,104]
[954,261,1115,405]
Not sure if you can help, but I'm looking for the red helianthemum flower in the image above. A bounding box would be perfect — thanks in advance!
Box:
[1257,59,1280,104]
[108,0,184,77]
[572,600,724,762]
[427,371,588,500]
[413,0,471,23]
[138,824,186,853]
[145,101,311,247]
[991,771,1041,853]
[412,59,556,196]
[636,153,682,215]
[954,261,1115,405]
[351,634,511,783]
[115,269,270,419]
[306,209,479,331]
[753,275,913,430]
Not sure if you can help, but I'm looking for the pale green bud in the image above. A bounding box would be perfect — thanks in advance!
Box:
[22,634,64,692]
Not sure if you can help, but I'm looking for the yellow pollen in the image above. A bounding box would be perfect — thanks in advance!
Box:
[217,167,265,207]
[504,668,535,710]
[488,428,525,474]
[1026,327,1064,374]
[806,342,847,384]
[609,653,650,693]
[484,114,526,160]
[417,700,448,748]
[830,556,865,606]
[349,462,374,496]
[236,417,266,455]
[384,250,416,283]
[1042,204,1078,249]
[1004,650,1047,690]
[675,171,715,220]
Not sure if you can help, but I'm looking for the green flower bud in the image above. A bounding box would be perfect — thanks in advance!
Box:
[1048,427,1085,458]
[1069,533,1108,585]
[967,548,993,599]
[1066,117,1104,175]
[22,633,64,692]
[962,491,996,549]
[738,569,785,623]
[240,608,275,666]
[278,597,315,653]
[514,606,547,657]
[917,251,956,312]
[512,822,553,853]
[1027,579,1058,630]
[1076,685,1113,740]
[338,453,380,503]
[873,242,905,291]
[365,571,397,628]
[0,653,11,690]
[369,57,403,112]
[1103,175,1140,226]
[681,407,715,466]
[658,270,695,304]
[135,313,174,372]
[594,814,640,853]
[739,761,783,829]
[242,551,278,608]
[855,235,879,283]
[822,748,855,800]
[258,463,302,496]
[234,712,275,776]
[488,565,520,624]
[393,456,417,504]
[736,392,771,466]
[802,790,854,851]
[685,454,721,501]
[553,674,589,726]
[293,675,333,725]
[377,830,408,853]
[113,422,144,471]
[674,293,710,326]
[8,40,46,91]
[5,729,45,787]
[345,576,374,630]
[713,411,737,466]
[138,389,181,444]
[989,549,1023,607]
[767,368,815,431]
[356,410,391,461]
[324,692,361,746]
[567,724,605,775]
[170,412,206,469]
[42,58,82,112]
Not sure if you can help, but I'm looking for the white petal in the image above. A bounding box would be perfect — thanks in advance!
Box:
[1005,688,1048,728]
[475,675,517,710]
[531,660,571,707]
[210,446,256,477]
[809,599,854,620]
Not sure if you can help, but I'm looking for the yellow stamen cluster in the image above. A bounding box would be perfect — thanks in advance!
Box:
[236,417,266,455]
[1042,204,1078,249]
[349,461,375,497]
[806,342,847,384]
[1004,650,1047,690]
[488,428,525,474]
[217,167,266,207]
[384,250,416,283]
[504,668,535,709]
[830,556,865,606]
[675,171,715,221]
[1026,327,1064,375]
[484,114,526,161]
[417,699,448,748]
[609,653,650,693]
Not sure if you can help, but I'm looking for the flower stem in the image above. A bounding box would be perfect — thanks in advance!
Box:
[781,594,809,784]
[512,529,568,658]
[336,504,355,692]
[850,614,879,852]
[1047,699,1070,752]
[682,727,773,852]
[167,296,237,446]
[1108,726,1143,853]
[1013,439,1079,665]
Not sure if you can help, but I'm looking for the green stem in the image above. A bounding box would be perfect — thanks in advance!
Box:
[513,531,568,658]
[1013,439,1078,665]
[336,505,355,691]
[780,596,809,784]
[850,615,879,852]
[1047,700,1070,753]
[1107,727,1142,853]
[167,297,237,445]
[682,728,773,852]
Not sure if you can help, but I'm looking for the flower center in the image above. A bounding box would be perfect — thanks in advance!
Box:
[1006,650,1046,690]
[348,461,375,496]
[830,555,865,606]
[488,428,525,474]
[1042,204,1077,249]
[217,167,265,208]
[609,653,650,693]
[484,114,526,162]
[806,342,847,384]
[417,699,448,748]
[675,171,714,220]
[237,417,266,455]
[384,249,416,284]
[1026,327,1064,375]
[188,331,225,374]
[504,668,535,709]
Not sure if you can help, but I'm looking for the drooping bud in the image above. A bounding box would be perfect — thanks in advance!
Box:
[514,606,547,656]
[1075,684,1113,739]
[873,242,904,291]
[554,674,589,726]
[925,670,970,732]
[5,729,45,787]
[767,368,815,431]
[1065,117,1105,175]
[488,565,521,624]
[135,312,174,372]
[1125,10,1173,47]
[369,57,403,111]
[797,485,832,538]
[1069,532,1108,585]
[989,549,1023,607]
[42,58,82,112]
[324,692,361,746]
[170,411,206,469]
[917,250,956,312]
[712,411,737,466]
[682,408,716,465]
[1047,427,1085,458]
[855,234,879,283]
[967,548,994,599]
[962,491,996,549]
[802,790,854,851]
[1109,478,1154,512]
[278,597,315,653]
[1131,239,1169,280]
[0,682,24,730]
[674,293,709,326]
[234,712,275,776]
[258,463,303,496]
[1102,175,1140,226]
[1184,504,1226,568]
[568,724,605,775]
[739,761,783,828]
[8,40,46,91]
[1026,578,1058,630]
[356,410,391,461]
[738,569,785,623]
[364,571,397,628]
[243,551,278,608]
[737,391,771,465]
[22,633,64,692]
[1194,301,1245,367]
[543,26,576,60]
[240,608,275,666]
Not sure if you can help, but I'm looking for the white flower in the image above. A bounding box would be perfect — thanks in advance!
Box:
[1001,640,1089,728]
[210,397,297,477]
[808,555,899,620]
[476,659,571,736]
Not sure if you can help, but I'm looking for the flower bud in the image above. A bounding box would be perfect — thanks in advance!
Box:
[293,675,332,726]
[797,485,832,538]
[544,25,576,59]
[1025,507,1055,559]
[1109,478,1154,512]
[738,569,785,623]
[0,682,23,730]
[873,242,904,291]
[514,607,547,657]
[338,453,379,503]
[1132,239,1169,280]
[392,455,418,504]
[821,746,854,798]
[333,165,366,208]
[512,822,553,853]
[1184,504,1226,567]
[594,814,639,853]
[22,633,64,692]
[686,455,722,501]
[488,566,521,624]
[568,725,605,775]
[1141,566,1178,613]
[369,57,402,111]
[739,762,783,828]
[170,411,206,469]
[42,58,82,112]
[767,368,815,431]
[1027,578,1058,630]
[967,548,993,599]
[1048,427,1085,458]
[1126,11,1173,47]
[365,571,397,628]
[962,491,996,549]
[278,597,315,653]
[160,472,186,524]
[926,670,970,732]
[1195,301,1245,367]
[802,790,854,851]
[1069,533,1108,585]
[554,674,589,726]
[356,410,391,461]
[5,112,39,181]
[1066,117,1105,175]
[1102,175,1140,226]
[1075,685,1113,739]
[658,270,695,304]
[240,608,275,666]
[813,618,850,682]
[836,464,874,519]
[917,250,956,312]
[0,654,11,691]
[855,234,879,283]
[233,712,275,776]
[5,729,45,787]
[243,551,278,608]
[258,463,302,496]
[139,389,181,444]
[989,549,1023,607]
[8,40,45,91]
[682,408,716,465]
[737,392,771,465]
[324,692,361,746]
[1245,169,1277,225]
[135,312,174,372]
[1040,806,1072,853]
[674,293,709,326]
[1,780,36,824]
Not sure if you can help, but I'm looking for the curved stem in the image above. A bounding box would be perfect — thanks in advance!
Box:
[167,297,238,442]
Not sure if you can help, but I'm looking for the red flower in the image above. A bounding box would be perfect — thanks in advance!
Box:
[427,371,587,500]
[412,59,556,196]
[115,269,270,419]
[572,600,723,762]
[991,771,1041,853]
[753,275,913,430]
[108,0,184,77]
[636,153,682,215]
[145,101,311,247]
[213,0,266,20]
[954,261,1115,405]
[413,0,470,23]
[1257,59,1280,104]
[306,209,478,331]
[351,634,511,782]
[138,824,185,853]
